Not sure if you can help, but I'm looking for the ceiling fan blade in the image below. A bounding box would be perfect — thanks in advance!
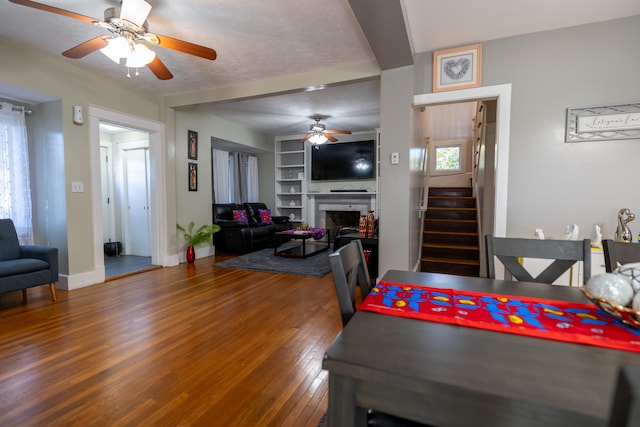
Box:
[325,129,352,135]
[150,33,217,60]
[300,134,312,143]
[9,0,99,24]
[325,133,338,142]
[147,56,174,80]
[62,36,110,59]
[120,0,152,27]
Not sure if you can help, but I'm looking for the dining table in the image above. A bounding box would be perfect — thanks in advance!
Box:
[322,270,640,427]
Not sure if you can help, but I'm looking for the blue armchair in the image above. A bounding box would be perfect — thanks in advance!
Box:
[0,219,58,302]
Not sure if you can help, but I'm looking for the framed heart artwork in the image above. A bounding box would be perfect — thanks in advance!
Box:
[433,44,482,93]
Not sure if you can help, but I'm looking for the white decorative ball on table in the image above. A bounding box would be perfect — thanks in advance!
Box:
[585,273,635,307]
[633,292,640,311]
[614,262,640,293]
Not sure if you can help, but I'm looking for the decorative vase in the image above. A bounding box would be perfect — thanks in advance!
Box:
[359,214,367,237]
[366,210,375,238]
[186,245,195,264]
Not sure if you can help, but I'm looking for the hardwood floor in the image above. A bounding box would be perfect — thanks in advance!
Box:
[0,252,341,427]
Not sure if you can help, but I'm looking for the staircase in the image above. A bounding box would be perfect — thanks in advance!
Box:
[421,187,480,277]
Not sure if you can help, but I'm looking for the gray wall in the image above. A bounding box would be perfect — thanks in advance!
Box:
[414,15,640,242]
[378,65,418,275]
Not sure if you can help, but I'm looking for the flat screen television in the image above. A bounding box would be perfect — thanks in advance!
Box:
[311,140,376,181]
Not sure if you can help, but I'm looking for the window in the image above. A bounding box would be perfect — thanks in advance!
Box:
[0,102,32,243]
[435,145,461,171]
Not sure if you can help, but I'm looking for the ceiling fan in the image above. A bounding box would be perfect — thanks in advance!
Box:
[9,0,217,80]
[300,116,352,146]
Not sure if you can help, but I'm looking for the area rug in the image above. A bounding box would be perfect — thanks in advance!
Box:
[215,243,332,278]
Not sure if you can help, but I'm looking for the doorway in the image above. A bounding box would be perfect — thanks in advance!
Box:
[414,84,512,276]
[99,123,153,278]
[89,106,167,283]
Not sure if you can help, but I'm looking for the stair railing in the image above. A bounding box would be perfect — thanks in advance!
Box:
[417,137,430,267]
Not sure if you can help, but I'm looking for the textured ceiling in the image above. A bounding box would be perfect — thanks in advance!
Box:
[2,0,639,137]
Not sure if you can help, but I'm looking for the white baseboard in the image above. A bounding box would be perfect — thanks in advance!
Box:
[57,267,105,290]
[57,248,213,291]
[177,245,215,264]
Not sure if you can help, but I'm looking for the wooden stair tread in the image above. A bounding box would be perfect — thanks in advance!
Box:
[422,186,480,277]
[428,196,475,200]
[421,257,480,266]
[424,230,478,236]
[422,243,479,250]
[427,207,477,211]
[425,218,477,222]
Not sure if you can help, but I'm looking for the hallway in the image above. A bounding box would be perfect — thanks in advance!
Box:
[104,255,155,280]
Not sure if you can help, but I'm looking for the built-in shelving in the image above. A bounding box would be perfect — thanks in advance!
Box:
[275,139,306,223]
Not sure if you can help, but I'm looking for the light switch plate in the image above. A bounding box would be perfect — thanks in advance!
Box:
[390,152,400,164]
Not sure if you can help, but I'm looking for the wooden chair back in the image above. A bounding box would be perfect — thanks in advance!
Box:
[485,235,591,285]
[602,239,640,272]
[329,239,371,326]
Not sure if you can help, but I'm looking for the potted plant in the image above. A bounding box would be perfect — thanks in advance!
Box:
[176,222,221,263]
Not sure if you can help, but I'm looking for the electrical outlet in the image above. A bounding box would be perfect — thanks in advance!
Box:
[71,181,84,193]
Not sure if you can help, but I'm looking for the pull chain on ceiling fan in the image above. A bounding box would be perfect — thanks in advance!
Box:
[8,0,217,80]
[300,116,352,146]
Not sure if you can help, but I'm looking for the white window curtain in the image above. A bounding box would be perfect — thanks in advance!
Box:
[247,155,259,202]
[0,102,33,244]
[212,148,230,203]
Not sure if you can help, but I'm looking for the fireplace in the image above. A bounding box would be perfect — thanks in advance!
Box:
[324,210,361,240]
[318,202,368,241]
[307,193,377,239]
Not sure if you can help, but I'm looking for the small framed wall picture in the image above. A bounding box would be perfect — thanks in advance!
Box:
[188,162,198,191]
[433,44,482,93]
[188,130,198,160]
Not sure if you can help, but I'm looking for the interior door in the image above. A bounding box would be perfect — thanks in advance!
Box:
[100,145,116,244]
[124,148,150,256]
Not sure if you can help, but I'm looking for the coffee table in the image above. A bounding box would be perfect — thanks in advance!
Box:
[274,229,330,259]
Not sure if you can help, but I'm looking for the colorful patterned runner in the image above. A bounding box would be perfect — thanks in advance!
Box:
[282,227,327,240]
[359,281,640,353]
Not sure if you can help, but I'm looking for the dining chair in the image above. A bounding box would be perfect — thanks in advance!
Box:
[608,365,640,427]
[602,239,640,272]
[485,235,591,285]
[329,239,429,426]
[329,239,372,326]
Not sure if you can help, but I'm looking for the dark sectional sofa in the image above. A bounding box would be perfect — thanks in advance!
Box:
[212,202,293,254]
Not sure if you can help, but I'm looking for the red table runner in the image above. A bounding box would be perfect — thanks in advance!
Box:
[359,281,640,353]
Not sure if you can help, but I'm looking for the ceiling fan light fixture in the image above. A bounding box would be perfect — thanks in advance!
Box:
[100,37,155,71]
[125,42,156,68]
[309,133,328,145]
[100,37,129,63]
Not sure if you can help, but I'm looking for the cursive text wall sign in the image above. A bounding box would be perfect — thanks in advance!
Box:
[566,103,640,142]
